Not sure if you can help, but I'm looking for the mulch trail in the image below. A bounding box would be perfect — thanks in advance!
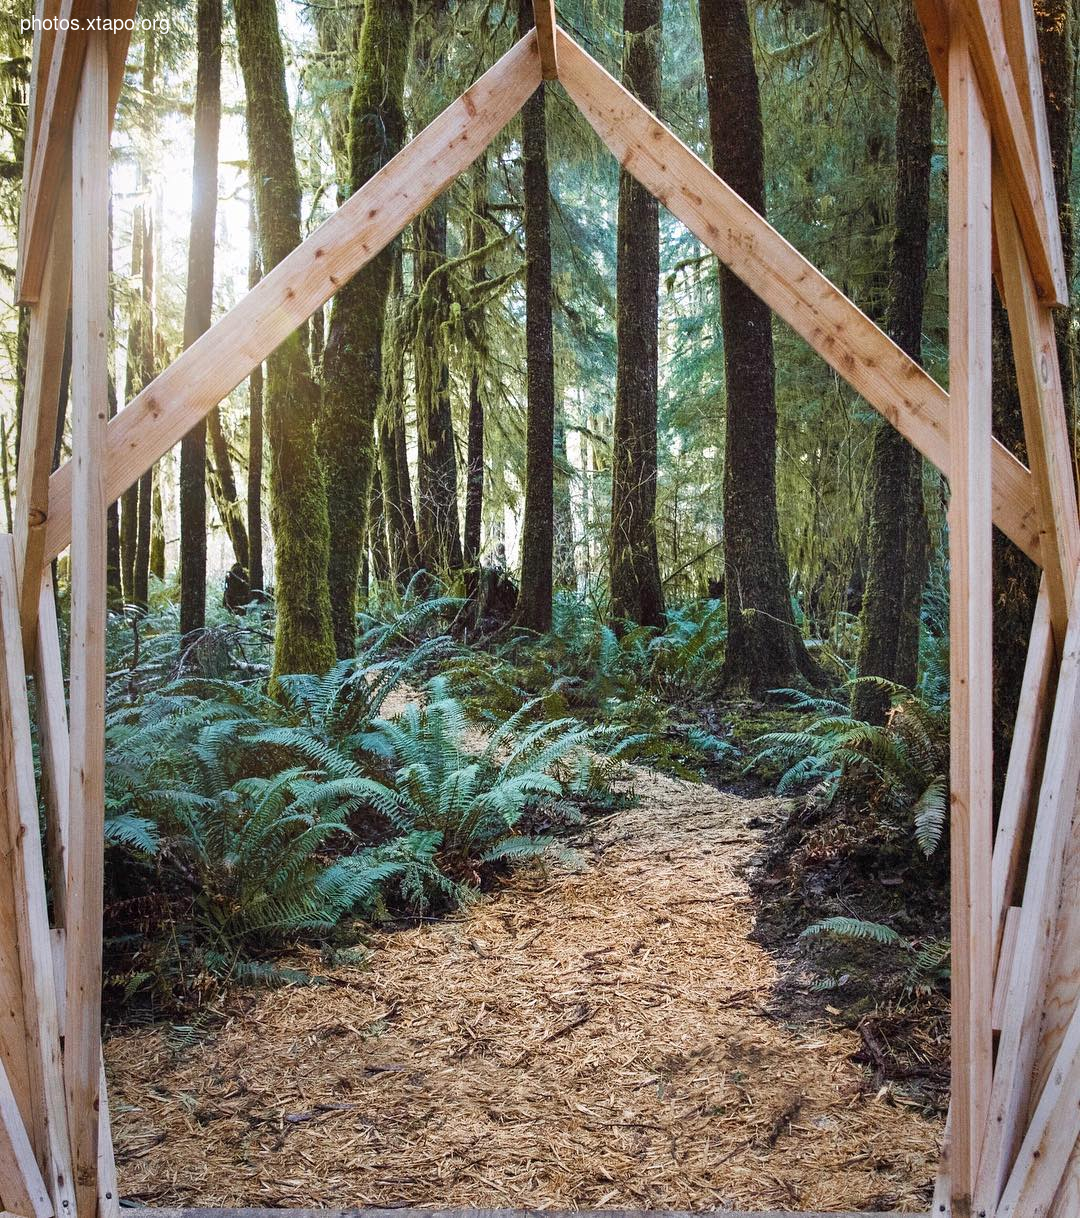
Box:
[106,767,943,1211]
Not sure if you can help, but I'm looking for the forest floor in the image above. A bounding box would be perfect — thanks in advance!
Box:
[105,764,944,1213]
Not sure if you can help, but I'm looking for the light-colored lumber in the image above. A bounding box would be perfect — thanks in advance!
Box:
[18,0,62,257]
[993,162,1080,643]
[914,0,949,99]
[946,36,995,1218]
[950,0,1067,305]
[977,565,1080,1209]
[42,30,544,566]
[0,1057,52,1218]
[994,906,1023,1032]
[15,0,94,303]
[34,572,71,929]
[932,1107,952,1217]
[999,0,1057,219]
[65,31,110,1218]
[50,930,122,1218]
[997,998,1080,1218]
[533,0,558,79]
[992,576,1055,946]
[553,29,1042,566]
[13,187,72,661]
[0,534,75,1216]
[1039,796,1080,1218]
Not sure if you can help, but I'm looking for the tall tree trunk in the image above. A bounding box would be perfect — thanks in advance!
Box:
[369,465,392,586]
[554,400,575,587]
[151,473,166,581]
[414,197,464,576]
[106,202,122,608]
[463,157,488,569]
[320,0,414,656]
[247,199,265,593]
[380,255,421,588]
[179,0,222,643]
[609,0,664,631]
[990,0,1076,796]
[133,202,155,610]
[515,0,556,631]
[700,0,821,690]
[235,0,336,678]
[851,1,933,724]
[206,410,251,571]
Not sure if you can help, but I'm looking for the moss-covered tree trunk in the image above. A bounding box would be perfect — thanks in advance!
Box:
[133,205,155,610]
[610,0,664,632]
[369,465,392,585]
[414,196,464,576]
[464,156,488,570]
[207,409,250,572]
[235,0,336,678]
[700,0,821,690]
[247,199,265,593]
[515,0,556,631]
[179,0,222,644]
[851,1,932,724]
[319,0,414,656]
[990,0,1076,796]
[380,253,421,586]
[120,212,141,606]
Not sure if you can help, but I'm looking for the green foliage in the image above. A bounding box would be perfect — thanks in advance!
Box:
[800,917,950,997]
[747,677,948,855]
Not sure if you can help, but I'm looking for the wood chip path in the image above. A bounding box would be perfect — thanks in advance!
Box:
[105,766,944,1212]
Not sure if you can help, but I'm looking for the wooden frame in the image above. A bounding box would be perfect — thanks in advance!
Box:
[4,1,1080,1215]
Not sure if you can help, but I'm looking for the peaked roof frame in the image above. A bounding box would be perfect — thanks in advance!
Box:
[2,2,1080,1217]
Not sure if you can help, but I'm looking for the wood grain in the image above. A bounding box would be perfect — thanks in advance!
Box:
[946,36,995,1218]
[43,32,543,565]
[554,29,1042,565]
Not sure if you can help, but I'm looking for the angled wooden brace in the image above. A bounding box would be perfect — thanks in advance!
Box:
[978,563,1080,1209]
[41,32,544,566]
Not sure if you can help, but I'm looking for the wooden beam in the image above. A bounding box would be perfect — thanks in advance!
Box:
[951,0,1067,305]
[993,162,1080,644]
[16,0,134,304]
[994,906,1023,1032]
[997,999,1080,1218]
[0,1057,52,1218]
[13,186,72,661]
[42,31,543,565]
[977,566,1080,1208]
[999,0,1058,222]
[553,29,1043,565]
[992,575,1055,946]
[947,36,995,1218]
[15,0,94,303]
[64,32,110,1218]
[533,0,558,79]
[34,572,71,930]
[0,534,75,1217]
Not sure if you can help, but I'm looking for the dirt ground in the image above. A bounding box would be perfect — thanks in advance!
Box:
[105,766,944,1212]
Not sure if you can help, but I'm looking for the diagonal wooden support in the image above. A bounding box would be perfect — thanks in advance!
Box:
[0,533,76,1217]
[946,35,995,1217]
[993,163,1080,644]
[0,1055,52,1218]
[13,186,72,664]
[553,29,1042,566]
[951,0,1067,304]
[42,31,545,569]
[978,563,1080,1209]
[997,997,1080,1218]
[992,576,1055,948]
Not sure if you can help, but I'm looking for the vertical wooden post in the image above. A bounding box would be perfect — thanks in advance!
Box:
[65,31,109,1218]
[947,34,995,1218]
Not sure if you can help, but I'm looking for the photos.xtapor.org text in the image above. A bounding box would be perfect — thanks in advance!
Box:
[20,14,170,33]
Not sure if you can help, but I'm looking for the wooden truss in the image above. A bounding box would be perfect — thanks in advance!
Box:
[2,0,1079,1215]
